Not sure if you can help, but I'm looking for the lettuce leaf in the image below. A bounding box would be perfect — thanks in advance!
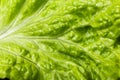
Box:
[0,0,120,80]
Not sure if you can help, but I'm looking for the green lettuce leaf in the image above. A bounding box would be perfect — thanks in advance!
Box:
[0,0,120,80]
